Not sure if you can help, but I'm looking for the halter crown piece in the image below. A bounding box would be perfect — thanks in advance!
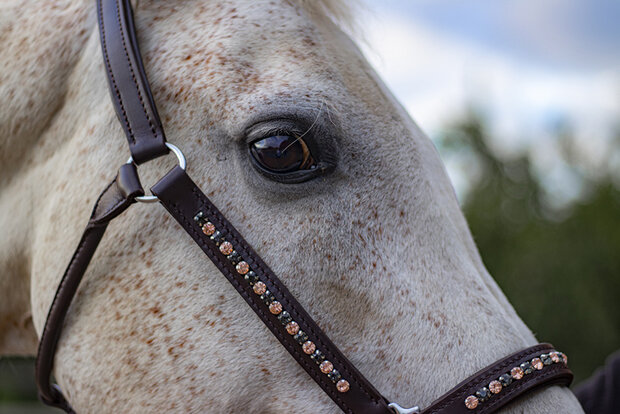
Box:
[34,1,573,413]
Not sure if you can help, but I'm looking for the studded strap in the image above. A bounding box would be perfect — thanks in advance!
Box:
[420,344,573,414]
[151,166,394,414]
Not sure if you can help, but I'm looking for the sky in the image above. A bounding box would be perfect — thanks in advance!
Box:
[357,0,620,203]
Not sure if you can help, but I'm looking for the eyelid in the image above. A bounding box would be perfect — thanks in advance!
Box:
[245,119,306,144]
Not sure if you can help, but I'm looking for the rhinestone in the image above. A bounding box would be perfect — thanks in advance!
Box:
[464,395,479,410]
[294,331,309,344]
[227,251,241,265]
[476,387,491,402]
[244,271,258,285]
[510,367,524,380]
[210,231,223,245]
[236,261,249,274]
[260,290,275,305]
[193,211,204,223]
[562,353,568,364]
[201,222,215,236]
[219,242,233,255]
[286,321,300,335]
[311,350,325,364]
[489,380,502,394]
[531,357,543,370]
[253,281,266,295]
[550,352,560,363]
[521,361,534,375]
[269,301,283,314]
[278,311,292,325]
[541,354,553,365]
[499,373,513,387]
[320,360,334,374]
[302,341,316,354]
[336,379,350,393]
[328,369,342,383]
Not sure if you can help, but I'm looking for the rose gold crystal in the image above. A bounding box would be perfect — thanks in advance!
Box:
[253,281,266,295]
[336,379,350,393]
[320,360,334,374]
[562,353,568,364]
[286,321,300,335]
[531,357,543,370]
[550,352,560,363]
[236,261,250,275]
[464,395,479,409]
[302,341,316,354]
[219,241,233,255]
[269,301,282,314]
[489,380,502,394]
[202,222,215,236]
[510,366,524,380]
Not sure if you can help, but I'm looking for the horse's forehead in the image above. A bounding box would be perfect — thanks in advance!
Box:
[139,0,334,118]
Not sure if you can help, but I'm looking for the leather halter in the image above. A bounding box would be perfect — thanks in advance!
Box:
[35,1,574,412]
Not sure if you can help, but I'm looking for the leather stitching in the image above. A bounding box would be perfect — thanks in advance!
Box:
[477,365,570,414]
[423,345,555,413]
[190,187,381,406]
[98,0,135,145]
[168,197,355,414]
[115,0,158,140]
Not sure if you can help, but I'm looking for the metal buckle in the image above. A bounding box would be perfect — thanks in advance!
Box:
[126,142,186,203]
[388,403,420,414]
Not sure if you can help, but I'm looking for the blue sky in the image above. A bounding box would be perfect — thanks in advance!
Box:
[359,0,620,203]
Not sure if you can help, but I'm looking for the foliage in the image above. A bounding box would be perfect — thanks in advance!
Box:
[438,114,620,384]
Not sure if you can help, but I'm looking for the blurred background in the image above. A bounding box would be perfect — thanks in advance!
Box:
[2,0,618,412]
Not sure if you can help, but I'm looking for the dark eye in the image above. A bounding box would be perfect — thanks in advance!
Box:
[250,135,316,173]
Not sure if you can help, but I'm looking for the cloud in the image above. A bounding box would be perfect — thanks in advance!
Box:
[359,7,620,201]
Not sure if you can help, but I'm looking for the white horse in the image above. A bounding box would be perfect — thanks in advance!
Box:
[0,0,584,412]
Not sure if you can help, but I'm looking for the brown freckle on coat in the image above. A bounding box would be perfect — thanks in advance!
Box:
[149,306,162,315]
[145,260,152,267]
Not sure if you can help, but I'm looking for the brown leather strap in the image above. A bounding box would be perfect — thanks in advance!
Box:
[35,164,144,412]
[420,343,573,414]
[97,0,168,164]
[151,166,394,414]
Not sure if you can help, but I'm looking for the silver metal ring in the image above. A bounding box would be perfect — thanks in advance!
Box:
[126,142,186,203]
[388,403,420,414]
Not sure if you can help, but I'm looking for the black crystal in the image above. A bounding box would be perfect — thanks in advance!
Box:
[278,311,292,325]
[311,350,325,364]
[328,369,342,383]
[294,331,308,344]
[244,271,259,285]
[520,361,534,375]
[227,251,242,265]
[210,231,224,245]
[260,290,276,305]
[498,373,513,387]
[476,387,491,402]
[541,354,553,366]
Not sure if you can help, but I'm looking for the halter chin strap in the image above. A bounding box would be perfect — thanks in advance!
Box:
[35,0,573,412]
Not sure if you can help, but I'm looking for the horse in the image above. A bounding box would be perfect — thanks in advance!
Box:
[0,0,585,412]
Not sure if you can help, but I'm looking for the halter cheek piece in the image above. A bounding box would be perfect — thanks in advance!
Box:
[35,1,573,412]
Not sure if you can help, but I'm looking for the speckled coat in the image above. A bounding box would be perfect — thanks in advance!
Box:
[0,0,584,412]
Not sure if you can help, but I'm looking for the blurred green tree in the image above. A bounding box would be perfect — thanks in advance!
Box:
[438,113,620,384]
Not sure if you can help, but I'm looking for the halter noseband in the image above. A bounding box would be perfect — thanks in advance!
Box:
[35,1,573,413]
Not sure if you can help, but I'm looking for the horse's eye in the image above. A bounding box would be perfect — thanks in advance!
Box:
[250,135,316,173]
